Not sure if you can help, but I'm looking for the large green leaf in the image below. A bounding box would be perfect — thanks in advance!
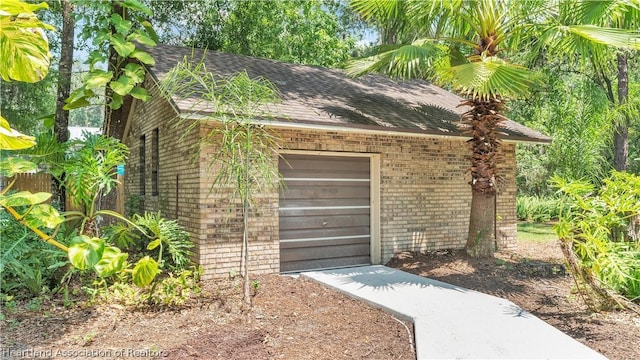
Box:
[0,11,52,82]
[127,31,157,47]
[0,156,37,177]
[84,70,113,89]
[140,20,159,43]
[0,0,49,15]
[129,86,151,101]
[23,204,64,229]
[122,0,153,16]
[0,191,50,207]
[109,92,124,110]
[110,13,132,34]
[346,39,441,79]
[445,55,535,100]
[63,97,91,110]
[0,115,36,150]
[123,63,145,83]
[132,256,159,287]
[68,235,105,270]
[129,49,155,65]
[110,33,135,58]
[94,246,128,278]
[566,25,640,50]
[109,76,135,96]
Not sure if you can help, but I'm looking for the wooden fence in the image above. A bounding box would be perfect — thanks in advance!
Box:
[2,173,82,211]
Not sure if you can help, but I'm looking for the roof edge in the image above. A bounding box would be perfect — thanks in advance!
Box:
[179,112,552,145]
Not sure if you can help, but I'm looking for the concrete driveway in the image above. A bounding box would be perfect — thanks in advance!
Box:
[302,265,605,360]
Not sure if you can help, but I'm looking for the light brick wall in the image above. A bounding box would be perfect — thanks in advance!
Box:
[126,85,518,279]
[275,128,517,264]
[124,80,203,265]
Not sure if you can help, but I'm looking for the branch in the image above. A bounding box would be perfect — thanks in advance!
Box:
[3,205,69,252]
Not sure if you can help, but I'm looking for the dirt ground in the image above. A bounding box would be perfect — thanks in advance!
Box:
[2,237,639,360]
[0,275,414,360]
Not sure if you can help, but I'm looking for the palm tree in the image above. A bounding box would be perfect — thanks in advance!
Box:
[567,1,639,171]
[348,0,640,257]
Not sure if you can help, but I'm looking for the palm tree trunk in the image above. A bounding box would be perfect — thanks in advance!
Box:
[467,192,496,256]
[463,98,503,257]
[614,52,629,171]
[53,0,75,211]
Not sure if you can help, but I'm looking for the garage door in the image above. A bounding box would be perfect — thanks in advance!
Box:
[279,154,371,272]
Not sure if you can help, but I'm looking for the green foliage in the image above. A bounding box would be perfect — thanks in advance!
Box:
[132,212,193,271]
[510,71,613,195]
[132,256,159,287]
[553,172,640,304]
[516,195,564,222]
[150,267,202,306]
[172,0,356,68]
[0,0,54,83]
[89,267,202,307]
[68,0,157,111]
[160,54,281,304]
[0,211,67,298]
[62,134,128,211]
[68,235,105,270]
[0,74,57,134]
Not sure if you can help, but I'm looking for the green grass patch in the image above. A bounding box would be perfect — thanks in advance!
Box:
[517,222,558,242]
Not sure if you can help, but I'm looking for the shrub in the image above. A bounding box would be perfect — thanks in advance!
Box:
[553,172,640,309]
[516,195,563,222]
[0,211,67,298]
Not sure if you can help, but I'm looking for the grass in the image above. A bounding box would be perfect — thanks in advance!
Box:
[517,222,558,242]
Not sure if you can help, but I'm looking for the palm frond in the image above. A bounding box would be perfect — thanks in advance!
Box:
[350,0,406,22]
[346,39,442,79]
[569,0,640,28]
[566,25,640,49]
[445,56,535,100]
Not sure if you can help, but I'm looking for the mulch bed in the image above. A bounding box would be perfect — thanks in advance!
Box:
[2,237,639,359]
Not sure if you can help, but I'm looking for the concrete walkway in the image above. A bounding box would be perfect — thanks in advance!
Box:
[302,265,605,360]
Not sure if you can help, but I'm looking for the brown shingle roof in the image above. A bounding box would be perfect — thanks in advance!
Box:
[147,44,551,143]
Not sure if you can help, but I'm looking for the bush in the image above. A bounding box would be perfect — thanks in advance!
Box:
[0,211,68,298]
[516,195,563,222]
[553,172,640,308]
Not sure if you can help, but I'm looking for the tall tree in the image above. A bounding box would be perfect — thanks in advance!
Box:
[147,0,359,68]
[349,0,640,256]
[615,51,630,171]
[52,0,75,210]
[537,1,639,171]
[160,57,281,305]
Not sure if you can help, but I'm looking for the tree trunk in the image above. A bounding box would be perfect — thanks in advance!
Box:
[53,0,75,211]
[99,1,126,217]
[242,142,251,306]
[614,52,629,171]
[467,191,496,256]
[103,1,127,140]
[462,98,503,257]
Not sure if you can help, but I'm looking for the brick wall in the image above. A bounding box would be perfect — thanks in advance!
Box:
[126,83,518,279]
[124,79,203,265]
[274,128,517,263]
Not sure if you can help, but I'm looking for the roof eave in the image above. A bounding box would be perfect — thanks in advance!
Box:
[178,112,552,145]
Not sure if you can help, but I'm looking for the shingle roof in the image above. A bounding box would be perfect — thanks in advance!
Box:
[147,44,551,143]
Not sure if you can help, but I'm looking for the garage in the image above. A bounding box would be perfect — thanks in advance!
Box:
[279,153,372,272]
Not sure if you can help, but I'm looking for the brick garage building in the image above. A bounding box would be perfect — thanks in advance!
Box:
[122,45,550,279]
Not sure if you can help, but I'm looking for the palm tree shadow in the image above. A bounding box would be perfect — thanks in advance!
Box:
[307,265,469,294]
